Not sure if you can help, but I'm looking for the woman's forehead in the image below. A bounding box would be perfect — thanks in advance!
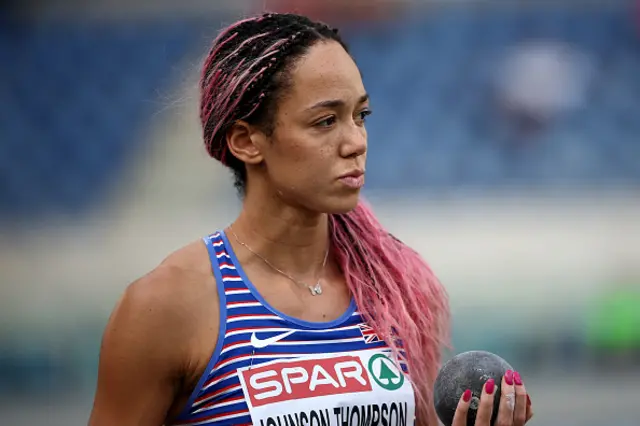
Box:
[286,41,366,108]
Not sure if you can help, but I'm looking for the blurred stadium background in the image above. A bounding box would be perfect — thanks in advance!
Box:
[1,0,639,424]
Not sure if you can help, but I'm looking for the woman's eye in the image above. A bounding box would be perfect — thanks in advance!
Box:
[357,109,372,123]
[315,116,337,127]
[315,109,372,128]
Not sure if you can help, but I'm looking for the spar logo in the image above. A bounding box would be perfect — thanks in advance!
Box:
[239,355,372,407]
[368,353,404,391]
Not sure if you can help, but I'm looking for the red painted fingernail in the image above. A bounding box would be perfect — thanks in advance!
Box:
[514,371,523,386]
[463,389,472,402]
[485,379,495,395]
[504,369,514,386]
[527,394,532,406]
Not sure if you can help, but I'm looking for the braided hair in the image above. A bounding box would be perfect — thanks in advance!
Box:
[200,13,345,192]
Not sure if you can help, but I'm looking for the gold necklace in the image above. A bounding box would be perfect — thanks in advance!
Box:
[227,226,329,296]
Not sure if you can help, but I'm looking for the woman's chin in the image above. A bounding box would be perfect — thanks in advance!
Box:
[320,193,361,215]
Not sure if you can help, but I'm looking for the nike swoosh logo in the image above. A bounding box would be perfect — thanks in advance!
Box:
[250,330,296,349]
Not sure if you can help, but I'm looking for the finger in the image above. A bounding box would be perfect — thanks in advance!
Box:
[513,371,528,426]
[495,369,515,426]
[451,389,473,426]
[474,378,496,426]
[525,394,534,422]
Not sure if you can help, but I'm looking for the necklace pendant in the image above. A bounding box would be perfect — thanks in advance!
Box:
[310,282,322,296]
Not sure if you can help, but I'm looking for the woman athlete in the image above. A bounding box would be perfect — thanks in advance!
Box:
[89,13,533,426]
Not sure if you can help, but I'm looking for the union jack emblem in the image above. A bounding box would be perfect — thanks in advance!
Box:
[358,323,381,344]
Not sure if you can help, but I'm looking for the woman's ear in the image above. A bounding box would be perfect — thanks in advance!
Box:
[226,120,267,165]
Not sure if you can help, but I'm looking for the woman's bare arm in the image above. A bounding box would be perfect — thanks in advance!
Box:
[88,265,219,426]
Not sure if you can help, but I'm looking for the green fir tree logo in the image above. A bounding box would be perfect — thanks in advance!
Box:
[368,353,404,391]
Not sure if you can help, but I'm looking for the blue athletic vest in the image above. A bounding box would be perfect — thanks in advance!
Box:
[172,231,415,426]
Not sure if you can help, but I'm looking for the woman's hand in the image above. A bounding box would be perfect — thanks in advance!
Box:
[452,370,534,426]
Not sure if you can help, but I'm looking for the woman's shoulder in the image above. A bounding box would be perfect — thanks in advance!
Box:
[111,239,220,351]
[91,239,221,425]
[155,237,218,289]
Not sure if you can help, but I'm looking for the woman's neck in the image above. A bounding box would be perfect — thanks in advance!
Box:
[229,187,331,278]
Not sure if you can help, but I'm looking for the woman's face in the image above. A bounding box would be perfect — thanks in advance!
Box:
[258,40,370,214]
